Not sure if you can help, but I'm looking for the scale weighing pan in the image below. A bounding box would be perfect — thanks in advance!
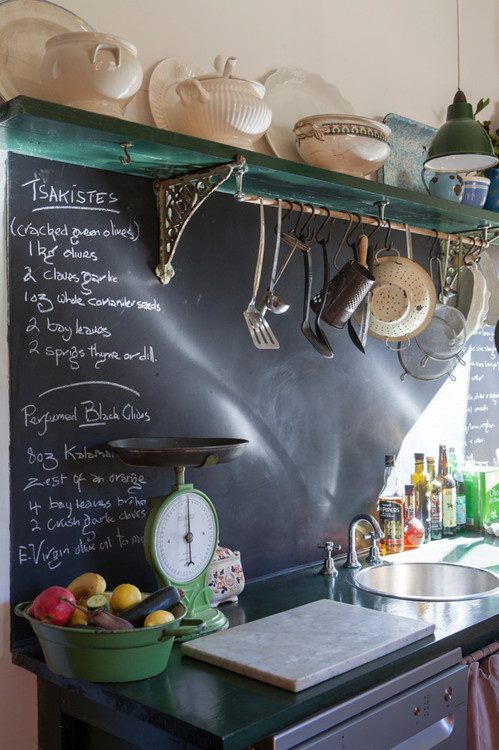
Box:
[108,437,248,468]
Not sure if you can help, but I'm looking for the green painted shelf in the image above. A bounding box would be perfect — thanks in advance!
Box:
[1,96,498,235]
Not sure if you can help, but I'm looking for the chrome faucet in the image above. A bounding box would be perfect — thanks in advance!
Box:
[344,514,384,569]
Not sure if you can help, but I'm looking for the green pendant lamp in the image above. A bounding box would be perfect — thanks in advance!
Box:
[424,1,498,173]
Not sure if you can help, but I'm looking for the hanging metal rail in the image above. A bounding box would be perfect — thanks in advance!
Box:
[240,195,497,249]
[153,154,496,284]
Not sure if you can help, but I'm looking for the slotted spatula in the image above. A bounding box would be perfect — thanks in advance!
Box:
[243,199,280,349]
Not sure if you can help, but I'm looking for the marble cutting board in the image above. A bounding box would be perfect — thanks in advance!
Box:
[181,599,435,692]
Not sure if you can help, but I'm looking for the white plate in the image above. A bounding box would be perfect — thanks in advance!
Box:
[457,263,490,339]
[478,250,499,326]
[0,0,93,100]
[148,57,204,131]
[263,67,354,162]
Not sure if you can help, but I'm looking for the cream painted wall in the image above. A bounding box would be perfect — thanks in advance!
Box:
[0,1,497,748]
[58,0,499,129]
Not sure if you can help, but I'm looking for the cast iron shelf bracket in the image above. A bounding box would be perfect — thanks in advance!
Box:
[153,155,247,284]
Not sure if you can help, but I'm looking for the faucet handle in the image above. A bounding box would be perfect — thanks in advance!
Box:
[366,532,383,565]
[318,541,341,577]
[318,541,341,553]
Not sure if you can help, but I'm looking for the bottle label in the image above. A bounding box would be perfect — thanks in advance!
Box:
[430,488,442,534]
[456,494,466,525]
[442,487,457,528]
[379,499,403,550]
[404,498,415,523]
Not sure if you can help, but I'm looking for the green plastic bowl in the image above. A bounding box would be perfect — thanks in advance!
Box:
[15,600,198,682]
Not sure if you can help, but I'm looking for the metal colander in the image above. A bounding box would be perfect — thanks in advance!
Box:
[360,254,436,341]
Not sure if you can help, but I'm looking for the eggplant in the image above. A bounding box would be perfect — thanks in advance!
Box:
[120,586,180,627]
[88,609,134,631]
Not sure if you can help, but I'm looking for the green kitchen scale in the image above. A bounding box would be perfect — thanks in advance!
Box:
[108,438,248,641]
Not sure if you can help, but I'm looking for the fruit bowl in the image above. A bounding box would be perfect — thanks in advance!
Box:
[15,600,199,682]
[293,114,391,177]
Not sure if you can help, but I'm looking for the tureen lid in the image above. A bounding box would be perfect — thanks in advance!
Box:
[192,55,264,92]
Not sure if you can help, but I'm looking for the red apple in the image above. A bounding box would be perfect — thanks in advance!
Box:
[29,586,76,626]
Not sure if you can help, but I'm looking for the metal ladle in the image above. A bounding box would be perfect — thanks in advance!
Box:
[257,199,291,315]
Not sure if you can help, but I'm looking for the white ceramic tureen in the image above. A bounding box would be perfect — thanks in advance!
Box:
[41,32,143,118]
[175,56,272,149]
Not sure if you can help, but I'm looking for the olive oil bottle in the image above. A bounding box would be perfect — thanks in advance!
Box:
[449,448,466,533]
[427,457,443,540]
[411,453,431,543]
[438,445,457,536]
[378,455,404,555]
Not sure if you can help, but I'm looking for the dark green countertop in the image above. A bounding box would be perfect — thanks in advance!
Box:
[13,535,499,749]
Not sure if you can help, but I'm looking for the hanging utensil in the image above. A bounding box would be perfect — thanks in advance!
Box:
[416,236,467,361]
[352,234,370,352]
[243,199,280,349]
[314,241,335,356]
[311,209,335,355]
[398,341,459,382]
[417,304,467,361]
[357,237,436,343]
[301,245,333,358]
[256,199,290,315]
[311,216,374,330]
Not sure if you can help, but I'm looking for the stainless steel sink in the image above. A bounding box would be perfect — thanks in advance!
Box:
[351,562,499,601]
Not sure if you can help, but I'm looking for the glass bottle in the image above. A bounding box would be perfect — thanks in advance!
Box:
[411,453,431,544]
[427,456,443,540]
[438,445,457,536]
[403,483,424,549]
[404,484,416,524]
[449,447,466,533]
[378,455,404,555]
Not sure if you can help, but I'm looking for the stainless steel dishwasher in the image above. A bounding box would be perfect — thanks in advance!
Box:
[255,649,467,749]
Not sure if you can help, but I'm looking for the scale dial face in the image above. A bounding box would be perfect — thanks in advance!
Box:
[153,490,217,584]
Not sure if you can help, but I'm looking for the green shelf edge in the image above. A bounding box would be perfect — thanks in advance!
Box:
[1,96,498,235]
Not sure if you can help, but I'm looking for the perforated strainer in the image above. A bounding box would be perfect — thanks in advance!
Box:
[398,341,458,381]
[417,303,467,361]
[359,249,436,342]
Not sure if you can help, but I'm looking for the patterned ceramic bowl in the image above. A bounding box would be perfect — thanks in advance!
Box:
[293,114,391,177]
[461,175,490,208]
[207,546,245,606]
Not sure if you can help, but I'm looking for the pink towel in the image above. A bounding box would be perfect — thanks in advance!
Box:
[466,653,499,750]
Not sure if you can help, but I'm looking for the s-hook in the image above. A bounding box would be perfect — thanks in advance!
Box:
[233,154,249,201]
[315,208,335,245]
[119,142,133,165]
[374,199,389,224]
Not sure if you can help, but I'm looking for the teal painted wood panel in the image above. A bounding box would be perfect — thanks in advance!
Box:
[0,96,498,235]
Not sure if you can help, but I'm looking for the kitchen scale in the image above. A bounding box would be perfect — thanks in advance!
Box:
[108,437,248,641]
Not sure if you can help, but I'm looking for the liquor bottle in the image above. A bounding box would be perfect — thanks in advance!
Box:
[411,454,431,543]
[449,448,466,533]
[438,445,457,536]
[427,457,443,540]
[378,455,404,555]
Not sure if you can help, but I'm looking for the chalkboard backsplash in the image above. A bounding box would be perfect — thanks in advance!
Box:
[8,154,497,647]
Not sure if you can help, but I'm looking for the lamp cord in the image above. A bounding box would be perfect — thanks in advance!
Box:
[456,0,461,91]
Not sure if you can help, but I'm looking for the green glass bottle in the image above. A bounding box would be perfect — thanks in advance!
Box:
[449,448,466,533]
[438,445,457,537]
